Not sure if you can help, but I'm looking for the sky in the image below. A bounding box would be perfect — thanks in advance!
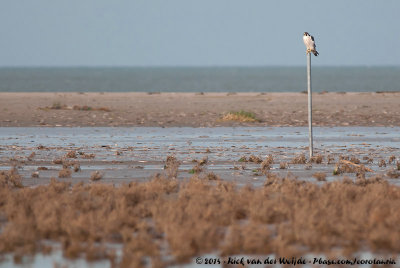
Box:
[1,0,399,67]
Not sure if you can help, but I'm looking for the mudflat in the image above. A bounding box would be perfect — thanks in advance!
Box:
[0,92,399,127]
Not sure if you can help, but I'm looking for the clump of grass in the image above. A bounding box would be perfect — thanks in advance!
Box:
[264,155,274,165]
[37,167,48,171]
[164,155,180,179]
[279,162,288,169]
[327,155,335,164]
[90,171,103,181]
[313,172,326,181]
[79,152,96,159]
[73,163,81,172]
[333,160,372,176]
[53,158,63,165]
[197,156,208,166]
[0,168,23,188]
[189,157,208,174]
[73,105,92,111]
[43,104,111,112]
[238,156,247,162]
[72,105,111,112]
[27,152,36,161]
[349,156,360,164]
[248,155,262,164]
[292,154,307,164]
[50,102,66,110]
[188,166,203,174]
[260,155,274,174]
[204,172,220,181]
[333,165,340,175]
[62,160,78,170]
[386,170,400,178]
[221,110,258,122]
[310,155,323,164]
[378,159,387,168]
[388,155,396,164]
[65,150,77,158]
[363,156,374,164]
[58,168,72,178]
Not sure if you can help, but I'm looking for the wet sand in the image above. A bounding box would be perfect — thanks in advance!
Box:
[1,92,400,127]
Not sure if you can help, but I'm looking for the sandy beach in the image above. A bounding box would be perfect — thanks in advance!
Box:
[1,92,399,127]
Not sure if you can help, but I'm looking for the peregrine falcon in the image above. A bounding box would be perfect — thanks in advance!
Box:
[303,32,319,56]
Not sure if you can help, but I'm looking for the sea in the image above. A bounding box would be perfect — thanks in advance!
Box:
[0,66,399,93]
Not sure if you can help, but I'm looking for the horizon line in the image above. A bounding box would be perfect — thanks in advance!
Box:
[0,64,399,68]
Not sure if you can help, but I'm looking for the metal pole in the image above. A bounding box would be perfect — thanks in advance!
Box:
[307,53,313,157]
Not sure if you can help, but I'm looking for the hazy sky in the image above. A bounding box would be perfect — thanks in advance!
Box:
[1,0,399,66]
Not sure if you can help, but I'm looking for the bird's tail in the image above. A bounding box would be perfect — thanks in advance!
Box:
[313,50,319,56]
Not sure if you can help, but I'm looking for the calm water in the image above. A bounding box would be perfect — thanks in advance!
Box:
[0,66,399,92]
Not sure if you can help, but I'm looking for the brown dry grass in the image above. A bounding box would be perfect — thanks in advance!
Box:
[292,153,307,164]
[313,172,327,181]
[164,155,180,179]
[90,171,103,181]
[1,169,400,267]
[260,155,274,175]
[279,162,288,169]
[248,155,262,163]
[333,160,373,176]
[65,151,77,159]
[379,159,387,168]
[310,155,323,164]
[79,152,96,159]
[0,168,23,188]
[58,168,72,178]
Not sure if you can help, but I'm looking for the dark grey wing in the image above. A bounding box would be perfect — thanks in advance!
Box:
[311,35,317,48]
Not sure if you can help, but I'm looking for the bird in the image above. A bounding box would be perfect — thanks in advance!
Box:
[303,32,319,56]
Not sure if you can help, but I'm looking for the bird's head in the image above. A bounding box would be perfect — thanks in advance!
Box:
[303,32,310,36]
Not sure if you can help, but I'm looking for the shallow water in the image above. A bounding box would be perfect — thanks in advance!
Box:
[0,127,399,186]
